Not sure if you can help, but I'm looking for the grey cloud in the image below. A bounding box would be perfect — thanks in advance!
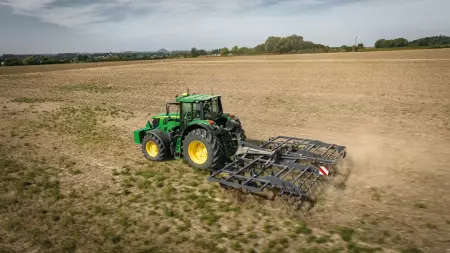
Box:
[0,0,449,53]
[1,0,367,28]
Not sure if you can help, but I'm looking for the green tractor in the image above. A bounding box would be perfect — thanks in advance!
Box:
[134,92,347,212]
[133,92,246,169]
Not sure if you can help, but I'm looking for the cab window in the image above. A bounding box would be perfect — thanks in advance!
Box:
[203,98,222,119]
[193,102,202,119]
[181,103,193,121]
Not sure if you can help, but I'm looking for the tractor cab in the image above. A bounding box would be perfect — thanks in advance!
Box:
[175,93,223,124]
[161,93,226,134]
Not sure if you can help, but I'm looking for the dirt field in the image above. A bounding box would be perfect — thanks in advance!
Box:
[0,60,164,75]
[1,49,449,253]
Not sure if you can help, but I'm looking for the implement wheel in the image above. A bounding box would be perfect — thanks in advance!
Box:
[182,128,225,170]
[141,134,166,161]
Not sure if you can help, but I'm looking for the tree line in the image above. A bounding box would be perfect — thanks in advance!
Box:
[2,35,449,66]
[375,35,450,48]
[192,34,448,57]
[186,34,334,58]
[1,52,169,66]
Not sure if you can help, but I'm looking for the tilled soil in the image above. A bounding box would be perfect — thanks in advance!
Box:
[1,49,449,253]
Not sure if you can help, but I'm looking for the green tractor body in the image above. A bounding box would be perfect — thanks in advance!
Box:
[133,93,348,212]
[133,93,246,169]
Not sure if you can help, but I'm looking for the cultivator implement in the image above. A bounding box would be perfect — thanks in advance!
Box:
[208,136,346,213]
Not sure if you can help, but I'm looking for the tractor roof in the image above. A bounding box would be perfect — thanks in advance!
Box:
[176,93,220,103]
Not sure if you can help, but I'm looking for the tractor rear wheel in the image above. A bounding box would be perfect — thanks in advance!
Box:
[182,128,225,170]
[141,133,166,161]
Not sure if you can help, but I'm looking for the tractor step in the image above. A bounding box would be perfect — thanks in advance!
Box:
[208,136,346,212]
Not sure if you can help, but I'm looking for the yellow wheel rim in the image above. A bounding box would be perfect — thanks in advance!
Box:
[188,140,208,165]
[145,141,159,157]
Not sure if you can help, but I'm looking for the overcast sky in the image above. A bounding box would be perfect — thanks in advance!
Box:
[0,0,449,54]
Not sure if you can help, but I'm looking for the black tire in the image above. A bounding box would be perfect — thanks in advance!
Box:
[182,128,225,170]
[229,124,246,155]
[141,133,166,161]
[235,125,246,145]
[234,118,247,142]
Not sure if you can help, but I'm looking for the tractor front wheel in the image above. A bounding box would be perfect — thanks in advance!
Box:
[182,128,225,170]
[141,134,166,161]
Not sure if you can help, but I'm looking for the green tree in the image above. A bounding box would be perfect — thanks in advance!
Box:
[252,44,265,54]
[375,39,394,48]
[5,58,23,66]
[375,38,408,48]
[190,47,199,57]
[374,39,384,48]
[341,45,353,52]
[22,56,39,65]
[77,55,88,61]
[231,46,239,55]
[408,36,450,46]
[41,57,58,64]
[282,34,304,53]
[393,38,408,47]
[264,36,282,53]
[417,39,429,46]
[238,47,250,55]
[220,47,230,55]
[300,41,315,50]
[263,34,309,54]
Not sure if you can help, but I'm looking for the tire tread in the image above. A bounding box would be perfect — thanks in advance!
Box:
[141,133,166,161]
[182,128,225,169]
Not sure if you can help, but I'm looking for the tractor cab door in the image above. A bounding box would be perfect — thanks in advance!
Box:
[180,102,203,131]
[180,102,192,132]
[176,102,201,158]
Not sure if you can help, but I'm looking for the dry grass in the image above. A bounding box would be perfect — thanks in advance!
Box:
[1,49,450,253]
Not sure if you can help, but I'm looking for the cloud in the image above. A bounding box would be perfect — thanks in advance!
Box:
[1,0,449,52]
[0,0,362,28]
[3,0,361,43]
[0,0,56,11]
[1,0,121,26]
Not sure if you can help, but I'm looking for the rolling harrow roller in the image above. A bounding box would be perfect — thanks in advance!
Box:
[208,136,346,212]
